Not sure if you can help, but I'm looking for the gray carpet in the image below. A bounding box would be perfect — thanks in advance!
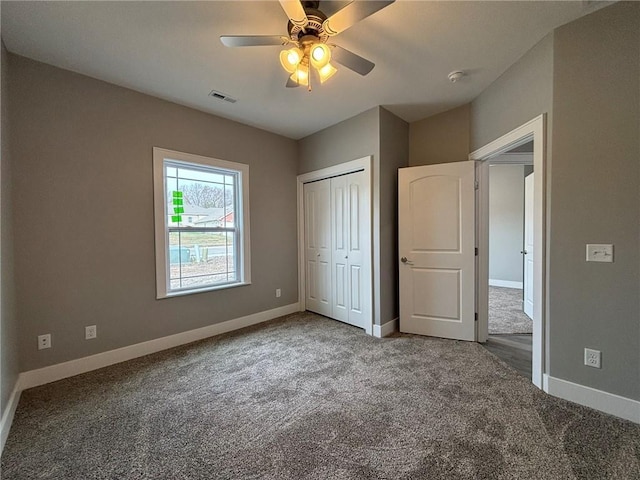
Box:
[489,286,533,334]
[2,312,639,479]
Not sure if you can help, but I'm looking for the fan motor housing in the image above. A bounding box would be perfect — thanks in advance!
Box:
[288,9,329,44]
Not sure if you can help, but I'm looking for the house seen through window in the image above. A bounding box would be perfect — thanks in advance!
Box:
[153,148,250,298]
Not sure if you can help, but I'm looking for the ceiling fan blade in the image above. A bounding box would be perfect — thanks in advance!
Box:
[323,1,395,36]
[331,45,375,76]
[286,76,301,88]
[220,36,289,47]
[279,0,309,29]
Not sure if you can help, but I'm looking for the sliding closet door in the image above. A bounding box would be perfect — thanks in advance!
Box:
[304,179,332,316]
[331,171,370,329]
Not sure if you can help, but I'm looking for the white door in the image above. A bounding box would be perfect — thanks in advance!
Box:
[399,161,476,341]
[304,179,332,317]
[331,171,370,329]
[523,173,534,319]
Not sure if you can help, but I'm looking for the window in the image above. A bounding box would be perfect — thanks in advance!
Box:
[153,148,250,298]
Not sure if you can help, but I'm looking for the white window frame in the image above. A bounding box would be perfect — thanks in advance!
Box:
[153,147,251,298]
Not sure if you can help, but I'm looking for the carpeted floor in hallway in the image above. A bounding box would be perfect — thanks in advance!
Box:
[2,312,638,479]
[489,286,533,334]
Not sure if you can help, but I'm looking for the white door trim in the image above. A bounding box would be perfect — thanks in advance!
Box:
[297,157,374,335]
[470,114,546,389]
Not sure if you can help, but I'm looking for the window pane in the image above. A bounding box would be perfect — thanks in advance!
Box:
[178,181,226,210]
[169,165,231,227]
[168,230,237,291]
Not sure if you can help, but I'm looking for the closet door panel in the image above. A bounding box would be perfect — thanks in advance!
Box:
[304,180,332,316]
[345,171,370,329]
[331,176,349,322]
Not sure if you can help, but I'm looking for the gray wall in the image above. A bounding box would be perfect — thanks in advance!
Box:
[379,107,409,325]
[471,33,554,153]
[1,43,19,417]
[549,2,639,400]
[8,54,299,372]
[489,164,525,284]
[298,107,379,175]
[298,107,408,326]
[409,104,470,166]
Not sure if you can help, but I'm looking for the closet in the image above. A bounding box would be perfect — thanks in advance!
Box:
[303,170,371,330]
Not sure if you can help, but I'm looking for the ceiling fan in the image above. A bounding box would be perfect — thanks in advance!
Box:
[220,0,395,90]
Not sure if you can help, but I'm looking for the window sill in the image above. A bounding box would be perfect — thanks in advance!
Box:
[157,281,251,300]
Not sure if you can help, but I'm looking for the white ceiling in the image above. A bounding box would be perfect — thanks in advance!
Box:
[1,1,608,139]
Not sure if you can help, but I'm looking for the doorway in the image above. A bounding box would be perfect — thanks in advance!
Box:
[471,114,546,389]
[484,147,534,377]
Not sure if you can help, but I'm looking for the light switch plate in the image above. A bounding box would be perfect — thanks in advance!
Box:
[586,244,613,262]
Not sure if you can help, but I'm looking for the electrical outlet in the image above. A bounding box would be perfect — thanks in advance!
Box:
[584,348,601,368]
[38,334,51,350]
[276,288,281,298]
[85,325,97,340]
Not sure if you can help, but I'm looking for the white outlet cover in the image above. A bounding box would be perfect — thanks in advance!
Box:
[85,325,97,339]
[38,334,51,350]
[586,244,614,262]
[584,348,601,368]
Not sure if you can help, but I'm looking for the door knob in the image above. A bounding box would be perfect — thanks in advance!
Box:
[401,256,413,264]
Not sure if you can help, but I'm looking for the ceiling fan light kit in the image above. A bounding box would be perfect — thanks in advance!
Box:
[310,43,330,68]
[220,0,395,91]
[279,47,304,73]
[317,63,337,83]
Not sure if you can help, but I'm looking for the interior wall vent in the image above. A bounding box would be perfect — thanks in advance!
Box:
[209,90,237,103]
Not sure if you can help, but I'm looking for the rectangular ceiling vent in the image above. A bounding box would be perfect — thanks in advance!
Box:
[209,90,237,104]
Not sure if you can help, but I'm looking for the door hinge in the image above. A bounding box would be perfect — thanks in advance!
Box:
[475,312,478,321]
[474,180,479,190]
[475,247,478,256]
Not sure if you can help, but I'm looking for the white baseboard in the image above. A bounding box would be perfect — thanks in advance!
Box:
[0,382,22,454]
[373,318,398,338]
[544,374,640,424]
[18,303,301,391]
[489,279,523,289]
